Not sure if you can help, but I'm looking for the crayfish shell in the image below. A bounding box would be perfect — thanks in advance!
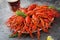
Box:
[17,18,54,34]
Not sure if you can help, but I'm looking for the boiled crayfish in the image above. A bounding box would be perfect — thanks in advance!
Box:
[6,4,59,40]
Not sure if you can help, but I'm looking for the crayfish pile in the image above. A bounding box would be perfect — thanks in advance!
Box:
[6,4,59,40]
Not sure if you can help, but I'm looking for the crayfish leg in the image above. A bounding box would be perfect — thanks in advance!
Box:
[18,31,22,38]
[42,28,48,33]
[37,28,40,40]
[40,18,45,27]
[29,31,34,39]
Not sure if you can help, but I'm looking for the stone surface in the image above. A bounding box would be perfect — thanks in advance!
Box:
[0,0,60,40]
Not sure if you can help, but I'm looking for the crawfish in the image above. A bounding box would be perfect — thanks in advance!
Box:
[32,15,39,26]
[25,16,31,25]
[27,4,37,11]
[19,8,27,13]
